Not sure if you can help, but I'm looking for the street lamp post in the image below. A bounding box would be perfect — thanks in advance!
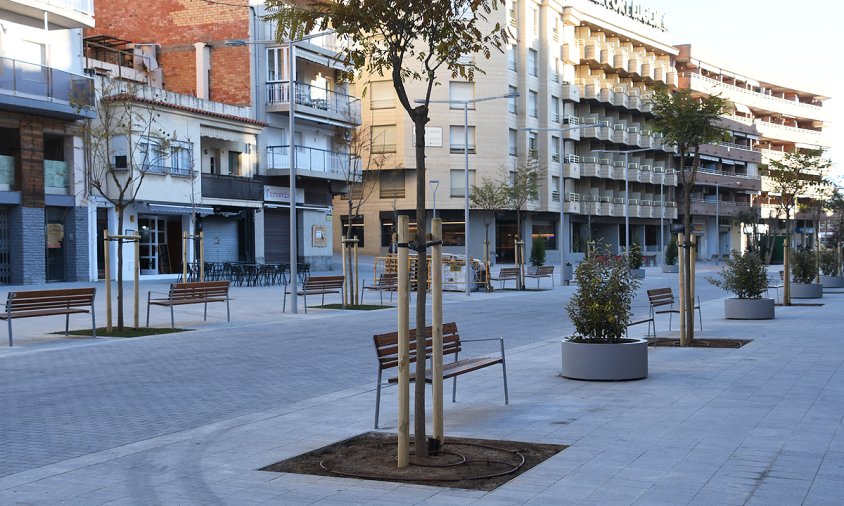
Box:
[591,147,652,256]
[418,92,518,296]
[525,122,602,285]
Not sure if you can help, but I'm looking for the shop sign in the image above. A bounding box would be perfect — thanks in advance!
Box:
[588,0,668,32]
[264,185,305,204]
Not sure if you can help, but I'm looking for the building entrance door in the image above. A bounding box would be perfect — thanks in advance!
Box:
[46,207,67,282]
[496,221,518,263]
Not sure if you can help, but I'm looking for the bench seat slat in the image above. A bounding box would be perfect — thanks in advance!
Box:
[0,308,89,320]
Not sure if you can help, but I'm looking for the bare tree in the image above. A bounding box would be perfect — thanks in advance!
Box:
[84,78,176,331]
[470,177,508,290]
[503,155,543,288]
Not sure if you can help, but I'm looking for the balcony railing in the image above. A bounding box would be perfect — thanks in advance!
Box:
[267,145,360,176]
[0,56,95,111]
[44,0,94,15]
[684,72,822,112]
[266,81,361,123]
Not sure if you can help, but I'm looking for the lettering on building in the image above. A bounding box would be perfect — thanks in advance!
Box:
[588,0,668,32]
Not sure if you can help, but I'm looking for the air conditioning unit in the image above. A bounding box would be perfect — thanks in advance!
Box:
[113,155,128,169]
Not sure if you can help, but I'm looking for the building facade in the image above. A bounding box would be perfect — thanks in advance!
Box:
[87,0,360,272]
[0,0,96,284]
[336,0,680,265]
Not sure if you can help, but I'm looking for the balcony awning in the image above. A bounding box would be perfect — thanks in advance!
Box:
[733,103,751,114]
[700,155,719,162]
[143,203,214,216]
[200,126,255,144]
[721,159,735,165]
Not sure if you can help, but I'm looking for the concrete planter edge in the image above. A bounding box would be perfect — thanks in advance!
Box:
[561,338,648,381]
[630,268,646,279]
[820,276,844,289]
[791,283,823,299]
[724,297,775,320]
[661,265,679,273]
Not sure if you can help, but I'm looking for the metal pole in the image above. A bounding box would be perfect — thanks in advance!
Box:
[624,151,629,255]
[715,184,720,264]
[560,135,566,285]
[289,42,299,313]
[660,174,664,266]
[464,101,470,297]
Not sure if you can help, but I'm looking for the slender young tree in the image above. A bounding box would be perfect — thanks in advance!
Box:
[766,149,832,303]
[470,177,508,290]
[84,78,175,331]
[268,0,509,457]
[650,87,730,346]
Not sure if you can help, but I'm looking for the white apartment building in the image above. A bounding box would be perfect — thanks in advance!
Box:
[336,0,680,265]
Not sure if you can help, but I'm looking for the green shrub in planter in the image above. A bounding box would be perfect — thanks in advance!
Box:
[664,236,678,266]
[707,249,768,299]
[530,236,546,267]
[819,249,838,276]
[566,252,640,343]
[628,241,643,270]
[790,249,817,284]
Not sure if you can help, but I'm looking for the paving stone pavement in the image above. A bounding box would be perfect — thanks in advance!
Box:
[2,262,843,504]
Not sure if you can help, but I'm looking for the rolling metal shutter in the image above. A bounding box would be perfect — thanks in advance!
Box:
[0,208,9,283]
[264,208,290,263]
[202,217,239,263]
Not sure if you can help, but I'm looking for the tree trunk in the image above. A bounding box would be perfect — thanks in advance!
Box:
[412,114,428,458]
[680,154,694,346]
[116,208,124,331]
[784,209,792,305]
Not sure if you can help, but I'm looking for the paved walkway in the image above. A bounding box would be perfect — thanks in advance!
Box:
[1,265,842,504]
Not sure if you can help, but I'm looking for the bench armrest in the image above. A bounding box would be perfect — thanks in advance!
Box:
[147,290,169,297]
[460,337,505,343]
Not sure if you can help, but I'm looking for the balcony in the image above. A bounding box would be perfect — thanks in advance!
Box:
[610,163,626,181]
[683,73,827,122]
[561,82,579,102]
[266,145,360,181]
[266,82,361,126]
[0,56,95,119]
[754,120,827,147]
[698,141,762,164]
[564,193,580,214]
[1,0,94,28]
[44,160,69,195]
[562,155,580,179]
[201,173,263,201]
[688,198,752,217]
[693,168,762,192]
[580,157,604,178]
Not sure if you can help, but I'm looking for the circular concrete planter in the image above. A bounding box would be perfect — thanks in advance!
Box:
[661,264,679,273]
[820,276,844,289]
[561,338,648,381]
[629,268,646,279]
[791,283,823,299]
[724,298,775,320]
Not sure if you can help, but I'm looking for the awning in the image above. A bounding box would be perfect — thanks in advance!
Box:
[143,203,214,216]
[733,103,751,114]
[200,126,255,144]
[700,155,719,162]
[721,159,736,165]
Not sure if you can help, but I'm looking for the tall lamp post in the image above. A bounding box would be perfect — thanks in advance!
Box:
[592,147,652,255]
[418,92,518,296]
[227,30,334,314]
[525,122,604,285]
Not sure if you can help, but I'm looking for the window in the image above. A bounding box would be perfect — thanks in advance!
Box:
[266,47,288,82]
[171,143,193,176]
[227,150,241,176]
[450,169,476,198]
[381,215,417,247]
[528,131,537,157]
[370,81,395,109]
[507,45,517,71]
[528,90,538,117]
[440,210,466,246]
[551,176,561,202]
[449,125,476,154]
[508,2,517,27]
[139,137,165,174]
[380,170,405,198]
[508,129,518,156]
[551,136,560,162]
[551,96,559,122]
[371,125,396,154]
[508,86,517,113]
[449,81,475,109]
[528,49,538,76]
[530,7,538,33]
[341,216,365,247]
[552,58,561,82]
[532,222,558,250]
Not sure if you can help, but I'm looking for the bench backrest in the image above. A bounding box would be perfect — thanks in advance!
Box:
[535,265,554,275]
[303,275,345,289]
[7,288,96,312]
[169,281,229,300]
[374,322,461,371]
[498,267,521,277]
[376,273,398,287]
[647,287,674,308]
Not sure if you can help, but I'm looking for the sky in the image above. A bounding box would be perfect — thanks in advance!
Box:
[639,0,841,177]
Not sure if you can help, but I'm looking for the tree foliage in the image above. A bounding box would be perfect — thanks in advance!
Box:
[503,155,543,240]
[566,249,640,343]
[766,150,832,225]
[470,177,509,213]
[791,249,818,284]
[707,249,768,299]
[628,241,643,270]
[664,236,678,266]
[529,236,546,267]
[818,249,838,277]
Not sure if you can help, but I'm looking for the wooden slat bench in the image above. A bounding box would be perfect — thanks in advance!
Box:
[372,322,508,428]
[361,272,398,305]
[490,267,521,290]
[525,265,555,289]
[1,288,97,347]
[647,287,703,335]
[147,281,230,328]
[283,275,345,313]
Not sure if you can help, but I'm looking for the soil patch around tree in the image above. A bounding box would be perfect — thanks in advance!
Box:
[56,327,190,338]
[647,337,751,349]
[260,432,566,491]
[775,303,824,307]
[313,304,394,311]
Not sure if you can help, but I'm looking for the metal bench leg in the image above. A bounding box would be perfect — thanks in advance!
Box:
[500,338,509,405]
[226,298,231,322]
[374,369,383,429]
[7,318,13,347]
[303,293,307,314]
[697,298,703,331]
[65,313,70,336]
[91,305,97,338]
[282,288,287,313]
[146,292,151,327]
[204,302,208,321]
[668,303,673,331]
[170,306,175,329]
